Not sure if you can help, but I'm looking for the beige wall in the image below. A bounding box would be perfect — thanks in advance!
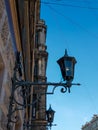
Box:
[0,0,22,129]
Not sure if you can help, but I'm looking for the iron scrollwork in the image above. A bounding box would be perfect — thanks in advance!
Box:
[7,52,80,129]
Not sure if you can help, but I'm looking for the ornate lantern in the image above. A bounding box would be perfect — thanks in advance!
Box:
[57,50,77,82]
[46,105,55,128]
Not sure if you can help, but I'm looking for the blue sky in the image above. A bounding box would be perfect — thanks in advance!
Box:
[41,0,98,130]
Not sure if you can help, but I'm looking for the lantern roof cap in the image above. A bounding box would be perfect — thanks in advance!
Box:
[47,105,55,113]
[63,49,77,63]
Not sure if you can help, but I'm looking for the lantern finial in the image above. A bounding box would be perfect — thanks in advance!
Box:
[65,49,68,56]
[49,104,52,109]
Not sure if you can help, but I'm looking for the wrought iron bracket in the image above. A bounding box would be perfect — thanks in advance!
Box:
[7,52,80,129]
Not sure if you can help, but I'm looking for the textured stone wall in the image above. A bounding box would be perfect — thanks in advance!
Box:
[0,0,16,129]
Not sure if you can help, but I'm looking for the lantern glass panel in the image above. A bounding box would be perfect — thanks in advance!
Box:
[48,112,54,123]
[64,58,75,81]
[57,54,76,82]
[64,60,72,77]
[46,106,55,123]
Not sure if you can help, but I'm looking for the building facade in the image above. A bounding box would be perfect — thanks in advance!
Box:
[82,115,98,130]
[0,0,48,130]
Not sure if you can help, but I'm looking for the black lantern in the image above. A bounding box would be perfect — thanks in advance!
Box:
[57,50,77,82]
[46,105,55,128]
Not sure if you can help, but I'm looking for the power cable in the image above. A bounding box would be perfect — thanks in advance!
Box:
[44,0,98,3]
[46,5,71,52]
[43,4,98,40]
[41,1,98,10]
[84,84,97,114]
[83,0,98,21]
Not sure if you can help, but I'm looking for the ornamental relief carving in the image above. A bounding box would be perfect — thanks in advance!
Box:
[1,16,9,46]
[0,15,15,76]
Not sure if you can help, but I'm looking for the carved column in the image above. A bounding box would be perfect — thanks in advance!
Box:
[32,19,48,130]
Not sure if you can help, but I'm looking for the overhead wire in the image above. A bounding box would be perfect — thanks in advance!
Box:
[43,0,98,3]
[84,84,97,114]
[41,0,72,54]
[41,0,98,113]
[41,0,98,117]
[83,0,98,21]
[41,2,98,40]
[41,1,98,10]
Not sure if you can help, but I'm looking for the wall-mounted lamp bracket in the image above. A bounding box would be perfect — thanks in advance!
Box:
[7,51,80,129]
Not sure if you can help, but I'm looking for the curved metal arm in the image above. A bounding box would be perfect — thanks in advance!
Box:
[7,74,80,129]
[7,52,81,129]
[11,77,81,106]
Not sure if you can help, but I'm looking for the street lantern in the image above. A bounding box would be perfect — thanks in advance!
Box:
[7,50,80,129]
[57,50,77,82]
[46,105,55,128]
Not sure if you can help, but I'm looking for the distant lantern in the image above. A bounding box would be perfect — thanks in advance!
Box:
[57,50,77,82]
[46,105,55,127]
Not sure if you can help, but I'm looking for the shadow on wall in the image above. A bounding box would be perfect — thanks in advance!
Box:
[0,53,5,95]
